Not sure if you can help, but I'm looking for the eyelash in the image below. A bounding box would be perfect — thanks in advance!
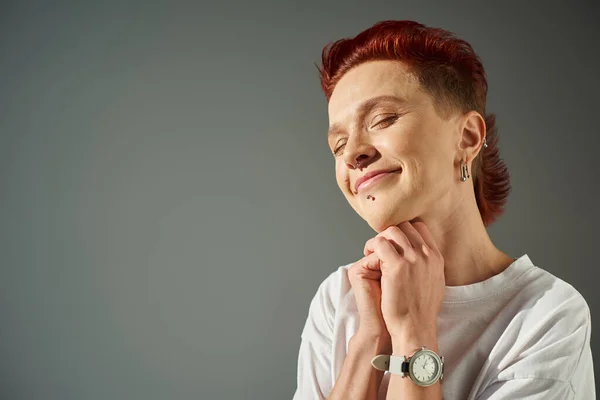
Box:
[333,115,400,156]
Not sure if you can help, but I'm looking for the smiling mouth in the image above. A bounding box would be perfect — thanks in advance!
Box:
[355,169,402,193]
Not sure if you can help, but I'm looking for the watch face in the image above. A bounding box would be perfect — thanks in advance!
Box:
[409,349,442,387]
[413,354,438,381]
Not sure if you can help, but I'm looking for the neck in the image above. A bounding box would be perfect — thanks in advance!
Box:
[417,191,514,287]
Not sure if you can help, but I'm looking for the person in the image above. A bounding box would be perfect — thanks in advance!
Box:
[292,20,595,399]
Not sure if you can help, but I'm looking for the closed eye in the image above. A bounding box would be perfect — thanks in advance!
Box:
[332,115,400,156]
[373,115,400,128]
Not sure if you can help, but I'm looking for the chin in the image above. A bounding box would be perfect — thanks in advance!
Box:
[364,210,408,233]
[361,199,420,233]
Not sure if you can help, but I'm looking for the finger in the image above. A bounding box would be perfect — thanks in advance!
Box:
[376,226,418,263]
[364,236,403,270]
[351,253,382,280]
[410,220,439,254]
[397,221,426,258]
[364,229,406,257]
[361,252,381,271]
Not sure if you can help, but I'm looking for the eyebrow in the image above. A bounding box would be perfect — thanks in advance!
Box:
[327,95,407,139]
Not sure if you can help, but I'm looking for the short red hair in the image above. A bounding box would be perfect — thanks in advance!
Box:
[318,20,510,227]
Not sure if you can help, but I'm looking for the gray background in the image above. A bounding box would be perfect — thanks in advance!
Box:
[1,1,598,399]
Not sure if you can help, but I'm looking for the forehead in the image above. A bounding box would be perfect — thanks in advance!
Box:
[328,60,422,121]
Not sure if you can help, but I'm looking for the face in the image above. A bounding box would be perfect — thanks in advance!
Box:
[327,60,466,232]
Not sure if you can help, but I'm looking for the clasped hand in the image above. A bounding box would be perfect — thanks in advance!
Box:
[348,220,446,341]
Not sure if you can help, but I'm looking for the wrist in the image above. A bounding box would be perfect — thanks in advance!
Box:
[354,326,391,342]
[351,330,393,354]
[390,324,438,355]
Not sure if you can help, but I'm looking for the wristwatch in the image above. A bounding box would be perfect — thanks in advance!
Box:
[370,346,444,387]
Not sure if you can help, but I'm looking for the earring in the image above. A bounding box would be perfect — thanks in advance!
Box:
[460,159,470,182]
[483,137,488,148]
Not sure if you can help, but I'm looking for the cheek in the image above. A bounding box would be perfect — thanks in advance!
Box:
[335,162,349,189]
[386,121,425,154]
[401,145,443,186]
[395,121,444,164]
[416,151,453,189]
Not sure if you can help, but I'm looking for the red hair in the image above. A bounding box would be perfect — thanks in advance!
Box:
[317,20,511,227]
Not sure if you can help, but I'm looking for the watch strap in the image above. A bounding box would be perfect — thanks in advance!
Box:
[370,354,408,375]
[371,347,444,382]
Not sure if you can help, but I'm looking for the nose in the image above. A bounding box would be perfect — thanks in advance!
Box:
[346,155,368,170]
[343,143,375,170]
[340,125,377,170]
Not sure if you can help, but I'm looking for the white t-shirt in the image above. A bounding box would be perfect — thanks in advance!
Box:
[293,254,595,399]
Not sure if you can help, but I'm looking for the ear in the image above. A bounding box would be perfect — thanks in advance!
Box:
[457,110,486,161]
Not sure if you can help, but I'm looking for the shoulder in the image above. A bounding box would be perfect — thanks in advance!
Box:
[309,262,354,310]
[514,265,591,329]
[299,262,354,343]
[495,265,592,382]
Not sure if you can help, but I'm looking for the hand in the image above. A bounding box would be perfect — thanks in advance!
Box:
[347,253,392,346]
[363,220,445,336]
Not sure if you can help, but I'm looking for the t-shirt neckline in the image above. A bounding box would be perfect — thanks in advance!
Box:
[442,254,535,304]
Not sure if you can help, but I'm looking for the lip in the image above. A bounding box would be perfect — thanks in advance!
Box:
[354,168,402,193]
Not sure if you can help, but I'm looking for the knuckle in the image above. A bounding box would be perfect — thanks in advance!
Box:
[387,225,402,234]
[404,249,417,263]
[374,236,387,245]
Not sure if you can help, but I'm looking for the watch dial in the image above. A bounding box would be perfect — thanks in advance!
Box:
[412,354,438,382]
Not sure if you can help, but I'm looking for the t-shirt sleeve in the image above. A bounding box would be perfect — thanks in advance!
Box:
[475,289,595,399]
[292,272,338,400]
